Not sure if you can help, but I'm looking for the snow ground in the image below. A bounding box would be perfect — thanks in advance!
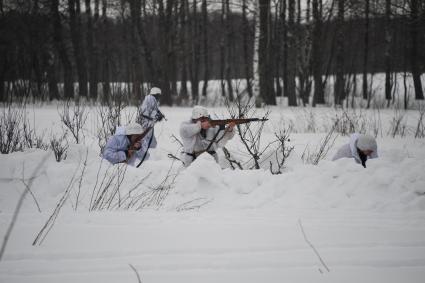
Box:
[1,105,425,282]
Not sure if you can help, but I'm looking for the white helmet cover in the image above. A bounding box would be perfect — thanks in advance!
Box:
[149,87,162,95]
[125,123,144,135]
[191,105,209,120]
[357,134,377,152]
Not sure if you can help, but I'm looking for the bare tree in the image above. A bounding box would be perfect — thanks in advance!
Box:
[242,0,253,98]
[188,0,201,103]
[362,0,370,101]
[178,0,189,104]
[259,0,276,105]
[225,0,235,102]
[51,0,74,99]
[59,101,88,144]
[201,0,209,99]
[312,0,325,106]
[68,0,88,99]
[409,0,424,100]
[384,0,393,106]
[287,0,297,106]
[334,0,345,106]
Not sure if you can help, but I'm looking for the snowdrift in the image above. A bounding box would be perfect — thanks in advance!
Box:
[1,135,424,214]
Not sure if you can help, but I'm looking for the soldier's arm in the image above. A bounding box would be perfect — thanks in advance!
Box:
[180,121,202,138]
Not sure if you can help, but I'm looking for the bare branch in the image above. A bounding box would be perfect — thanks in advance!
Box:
[298,219,330,273]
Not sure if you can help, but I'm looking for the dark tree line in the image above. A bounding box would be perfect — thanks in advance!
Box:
[0,0,424,106]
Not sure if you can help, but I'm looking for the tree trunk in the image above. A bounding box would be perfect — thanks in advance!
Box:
[189,0,200,103]
[225,0,234,102]
[45,46,59,101]
[129,0,142,100]
[170,1,179,100]
[312,0,324,106]
[179,0,189,103]
[274,0,282,98]
[410,0,424,100]
[135,0,157,86]
[156,0,173,106]
[334,0,345,106]
[51,0,74,100]
[69,0,88,99]
[220,0,226,98]
[88,0,99,100]
[282,0,288,98]
[287,0,297,106]
[299,0,312,106]
[0,50,5,102]
[384,0,392,105]
[201,0,209,98]
[258,0,276,105]
[242,0,253,98]
[362,0,369,101]
[252,0,260,99]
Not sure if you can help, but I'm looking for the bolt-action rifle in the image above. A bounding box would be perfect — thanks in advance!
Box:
[199,117,268,127]
[190,117,268,158]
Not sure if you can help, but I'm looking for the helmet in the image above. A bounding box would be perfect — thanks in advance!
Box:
[357,134,377,152]
[191,105,209,119]
[149,87,162,95]
[125,123,144,135]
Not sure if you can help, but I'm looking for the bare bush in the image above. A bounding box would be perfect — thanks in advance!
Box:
[22,117,49,150]
[137,162,179,210]
[58,100,88,144]
[97,97,127,154]
[50,132,68,162]
[388,109,408,138]
[269,126,294,174]
[332,110,367,136]
[1,154,49,259]
[73,148,89,211]
[0,105,25,154]
[223,147,243,170]
[302,122,338,165]
[89,163,128,211]
[33,157,83,246]
[225,96,271,169]
[414,107,425,138]
[370,107,383,138]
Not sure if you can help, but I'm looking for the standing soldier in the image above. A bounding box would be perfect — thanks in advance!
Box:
[137,87,165,160]
[180,106,236,167]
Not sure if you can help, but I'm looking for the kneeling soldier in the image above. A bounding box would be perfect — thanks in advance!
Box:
[180,106,235,167]
[103,123,156,166]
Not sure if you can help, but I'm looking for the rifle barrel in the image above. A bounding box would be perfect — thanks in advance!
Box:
[209,118,268,126]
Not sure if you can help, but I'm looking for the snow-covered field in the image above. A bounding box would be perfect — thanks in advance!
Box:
[1,105,425,283]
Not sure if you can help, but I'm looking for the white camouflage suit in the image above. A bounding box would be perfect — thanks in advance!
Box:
[179,119,235,167]
[332,133,378,164]
[138,94,162,146]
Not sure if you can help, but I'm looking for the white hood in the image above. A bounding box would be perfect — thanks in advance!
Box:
[349,133,378,163]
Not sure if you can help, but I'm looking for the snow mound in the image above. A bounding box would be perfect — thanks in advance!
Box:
[164,149,425,212]
[1,142,425,213]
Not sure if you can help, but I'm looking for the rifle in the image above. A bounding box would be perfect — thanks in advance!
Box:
[196,117,268,157]
[200,117,268,127]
